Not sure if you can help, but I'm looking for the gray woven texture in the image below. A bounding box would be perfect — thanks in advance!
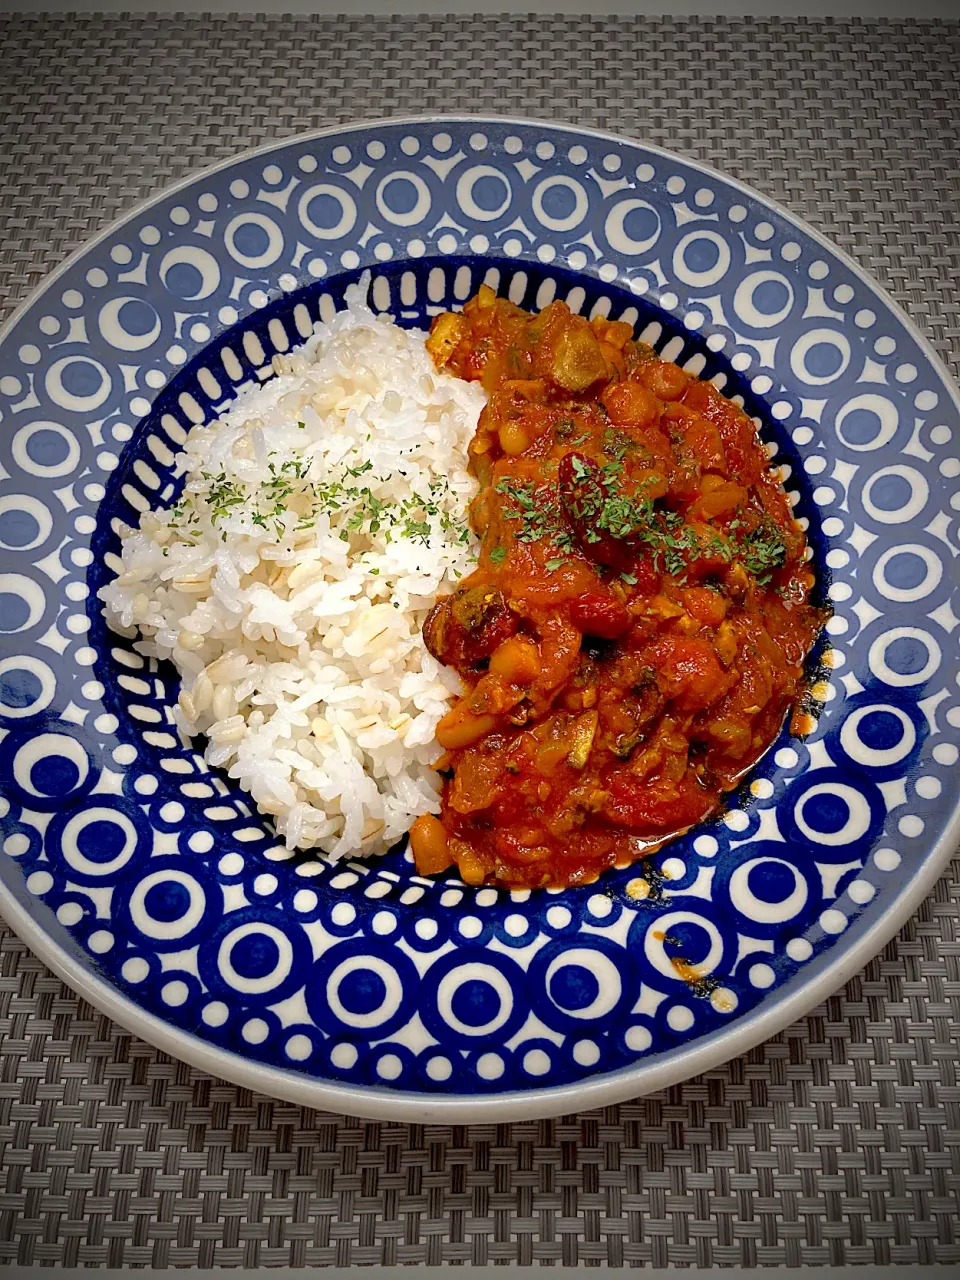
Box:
[0,13,959,1269]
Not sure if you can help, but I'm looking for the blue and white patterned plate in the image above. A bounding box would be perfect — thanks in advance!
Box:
[1,117,958,1121]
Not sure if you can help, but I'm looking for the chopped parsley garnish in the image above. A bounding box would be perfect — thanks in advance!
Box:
[739,519,787,584]
[556,421,591,446]
[494,477,575,554]
[165,455,471,556]
[492,451,787,588]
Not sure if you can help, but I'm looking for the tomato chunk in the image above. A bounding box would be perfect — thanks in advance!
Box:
[605,769,715,832]
[647,635,734,713]
[682,586,728,628]
[569,591,632,639]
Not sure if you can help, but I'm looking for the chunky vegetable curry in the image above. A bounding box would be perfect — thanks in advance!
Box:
[409,287,825,888]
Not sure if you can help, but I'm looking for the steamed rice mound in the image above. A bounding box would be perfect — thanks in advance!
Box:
[99,284,485,858]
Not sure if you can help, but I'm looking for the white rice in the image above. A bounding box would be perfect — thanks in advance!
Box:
[99,280,485,858]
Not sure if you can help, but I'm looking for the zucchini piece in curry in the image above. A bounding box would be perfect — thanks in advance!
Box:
[409,286,826,888]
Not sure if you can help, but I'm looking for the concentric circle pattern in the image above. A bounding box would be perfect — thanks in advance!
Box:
[1,119,958,1098]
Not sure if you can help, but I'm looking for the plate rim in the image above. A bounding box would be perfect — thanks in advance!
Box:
[1,112,958,1123]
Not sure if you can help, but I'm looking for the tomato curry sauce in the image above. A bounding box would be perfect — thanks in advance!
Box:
[408,287,826,888]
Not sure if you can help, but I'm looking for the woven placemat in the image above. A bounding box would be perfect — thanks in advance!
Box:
[1,14,959,1269]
